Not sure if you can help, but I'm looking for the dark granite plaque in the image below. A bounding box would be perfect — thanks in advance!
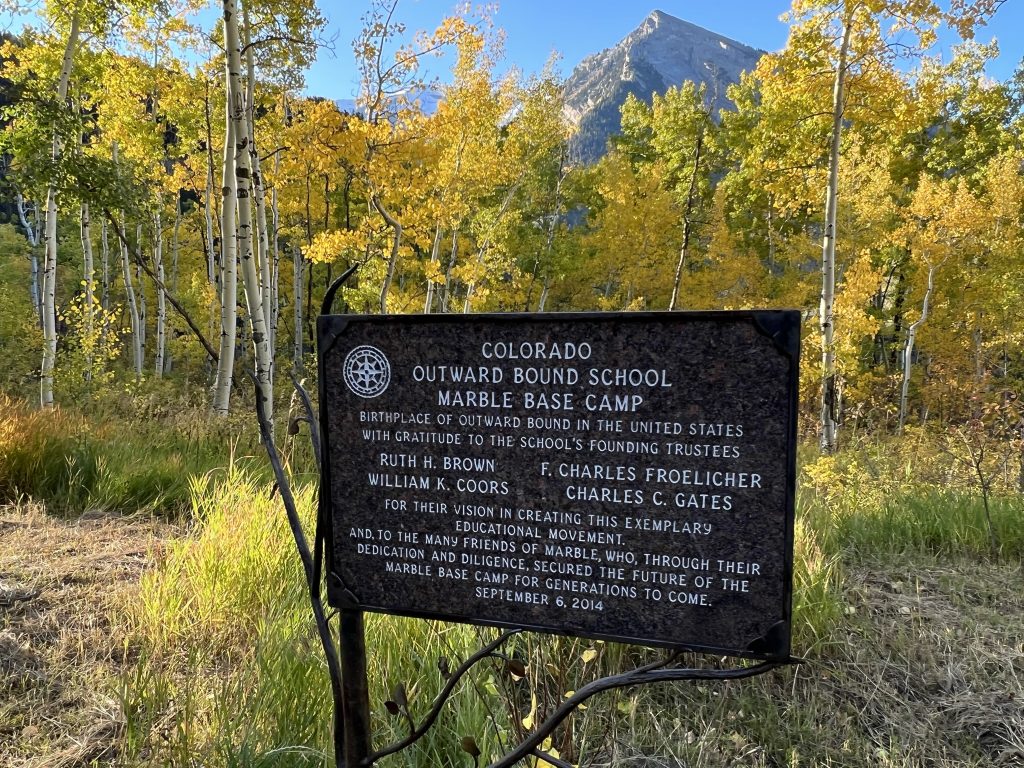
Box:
[318,312,799,659]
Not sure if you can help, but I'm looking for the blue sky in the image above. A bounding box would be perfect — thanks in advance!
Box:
[2,1,1020,97]
[307,0,1024,99]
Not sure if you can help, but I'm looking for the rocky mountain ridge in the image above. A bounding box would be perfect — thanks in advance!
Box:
[563,10,764,162]
[334,11,764,163]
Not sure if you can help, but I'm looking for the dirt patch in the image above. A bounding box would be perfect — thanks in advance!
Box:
[0,503,174,767]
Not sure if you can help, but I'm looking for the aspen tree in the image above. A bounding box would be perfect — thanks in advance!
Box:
[421,26,503,313]
[242,5,273,337]
[113,143,144,380]
[222,0,273,419]
[80,202,94,376]
[818,15,852,454]
[136,224,146,353]
[778,0,1002,452]
[213,71,238,416]
[15,193,42,325]
[40,10,80,407]
[270,145,280,356]
[352,2,474,313]
[99,218,110,314]
[153,211,165,377]
[898,261,935,433]
[204,76,218,287]
[460,71,568,312]
[615,85,718,311]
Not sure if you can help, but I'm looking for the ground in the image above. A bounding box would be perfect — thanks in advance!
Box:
[0,504,173,767]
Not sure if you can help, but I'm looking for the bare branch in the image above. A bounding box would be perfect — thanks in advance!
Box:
[365,629,523,765]
[530,749,573,768]
[102,210,220,364]
[486,660,783,768]
[249,372,346,763]
[290,373,322,470]
[241,35,308,55]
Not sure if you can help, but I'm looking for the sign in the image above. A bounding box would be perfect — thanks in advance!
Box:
[318,312,799,659]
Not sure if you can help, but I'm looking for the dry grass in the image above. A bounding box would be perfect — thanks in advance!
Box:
[0,502,174,767]
[829,556,1024,766]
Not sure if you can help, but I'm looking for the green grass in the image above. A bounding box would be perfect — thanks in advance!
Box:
[800,485,1024,562]
[0,392,266,516]
[117,467,851,767]
[120,472,506,766]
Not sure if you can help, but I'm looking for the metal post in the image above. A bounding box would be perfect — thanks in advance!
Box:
[339,608,372,767]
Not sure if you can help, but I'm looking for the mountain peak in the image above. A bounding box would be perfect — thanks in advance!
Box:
[564,10,763,162]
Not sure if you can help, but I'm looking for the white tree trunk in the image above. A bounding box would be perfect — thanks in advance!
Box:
[243,8,273,340]
[525,150,566,312]
[668,129,704,311]
[154,211,166,377]
[898,262,935,434]
[136,225,147,354]
[15,193,42,326]
[100,216,110,315]
[214,71,239,416]
[270,147,281,357]
[424,224,443,313]
[40,11,80,407]
[462,185,519,313]
[374,195,403,315]
[538,279,550,312]
[80,202,94,378]
[120,232,144,380]
[205,159,216,286]
[165,201,180,376]
[226,0,273,420]
[818,18,853,454]
[293,246,304,373]
[441,231,458,313]
[113,143,143,379]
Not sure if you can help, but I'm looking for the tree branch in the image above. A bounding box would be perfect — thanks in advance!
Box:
[250,372,346,765]
[530,749,573,768]
[486,660,783,768]
[365,629,522,765]
[241,35,308,55]
[102,210,220,364]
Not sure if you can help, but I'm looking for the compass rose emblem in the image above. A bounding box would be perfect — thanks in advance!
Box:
[342,345,391,398]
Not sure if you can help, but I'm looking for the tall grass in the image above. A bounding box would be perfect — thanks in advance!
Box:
[122,472,514,766]
[810,489,1024,559]
[90,412,1020,766]
[119,468,847,767]
[800,435,1024,561]
[0,392,262,515]
[0,394,100,510]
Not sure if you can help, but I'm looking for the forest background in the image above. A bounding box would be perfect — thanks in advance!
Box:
[0,0,1022,766]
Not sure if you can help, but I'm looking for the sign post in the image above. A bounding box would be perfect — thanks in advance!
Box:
[317,310,800,765]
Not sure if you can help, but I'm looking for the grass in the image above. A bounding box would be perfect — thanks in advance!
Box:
[809,490,1024,560]
[119,472,506,767]
[0,501,174,765]
[111,466,883,768]
[0,392,266,516]
[3,407,1022,767]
